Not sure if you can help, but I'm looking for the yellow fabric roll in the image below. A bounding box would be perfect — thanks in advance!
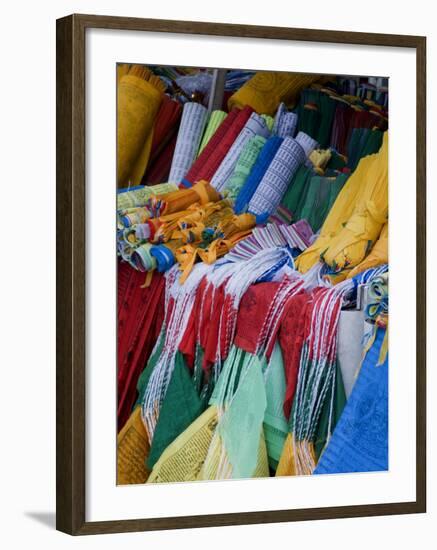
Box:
[296,133,388,273]
[228,72,324,116]
[117,406,150,485]
[117,67,165,186]
[321,134,388,271]
[348,222,388,278]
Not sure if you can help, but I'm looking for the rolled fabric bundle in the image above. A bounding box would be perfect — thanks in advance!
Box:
[117,182,178,211]
[247,137,306,219]
[295,136,388,273]
[225,135,266,201]
[347,222,388,278]
[210,113,271,192]
[272,102,298,138]
[182,109,239,187]
[155,180,221,216]
[194,105,254,185]
[295,131,319,157]
[117,66,165,186]
[168,102,208,184]
[118,206,151,228]
[234,136,283,214]
[228,71,323,115]
[197,110,227,155]
[150,242,182,272]
[131,242,157,272]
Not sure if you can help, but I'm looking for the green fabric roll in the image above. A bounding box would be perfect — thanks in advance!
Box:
[347,128,384,171]
[147,352,205,469]
[225,135,266,201]
[197,110,227,156]
[299,173,348,232]
[261,114,275,132]
[279,165,313,220]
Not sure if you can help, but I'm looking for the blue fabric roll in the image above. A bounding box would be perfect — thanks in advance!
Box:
[234,136,283,214]
[150,244,176,272]
[314,327,388,475]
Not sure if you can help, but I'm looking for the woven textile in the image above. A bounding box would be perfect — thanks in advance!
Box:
[272,102,298,138]
[248,137,306,219]
[234,136,283,214]
[228,71,324,115]
[117,67,165,186]
[197,110,227,155]
[314,327,388,474]
[182,109,239,187]
[168,102,208,184]
[210,112,271,192]
[225,135,266,201]
[295,131,319,157]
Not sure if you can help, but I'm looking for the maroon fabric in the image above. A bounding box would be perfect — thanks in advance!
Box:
[150,95,182,160]
[143,134,177,185]
[117,264,165,430]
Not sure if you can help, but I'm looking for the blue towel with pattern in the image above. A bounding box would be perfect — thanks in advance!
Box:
[314,327,388,474]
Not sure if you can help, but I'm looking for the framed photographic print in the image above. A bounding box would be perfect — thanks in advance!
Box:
[56,14,426,535]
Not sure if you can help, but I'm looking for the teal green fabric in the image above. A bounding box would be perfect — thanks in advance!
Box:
[134,329,166,410]
[217,353,267,479]
[314,361,347,460]
[147,351,205,469]
[279,165,313,220]
[299,173,348,232]
[263,343,288,469]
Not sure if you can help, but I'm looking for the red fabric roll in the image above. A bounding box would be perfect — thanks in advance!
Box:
[150,95,182,160]
[195,105,254,183]
[117,263,165,431]
[183,106,254,186]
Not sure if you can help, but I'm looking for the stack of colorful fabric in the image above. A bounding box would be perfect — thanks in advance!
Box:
[116,68,390,485]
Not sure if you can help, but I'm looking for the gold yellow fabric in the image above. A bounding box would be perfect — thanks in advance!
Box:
[296,133,388,273]
[348,222,388,278]
[147,406,218,483]
[321,134,388,271]
[117,65,165,187]
[228,72,325,116]
[156,180,221,216]
[275,434,316,477]
[117,406,150,485]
